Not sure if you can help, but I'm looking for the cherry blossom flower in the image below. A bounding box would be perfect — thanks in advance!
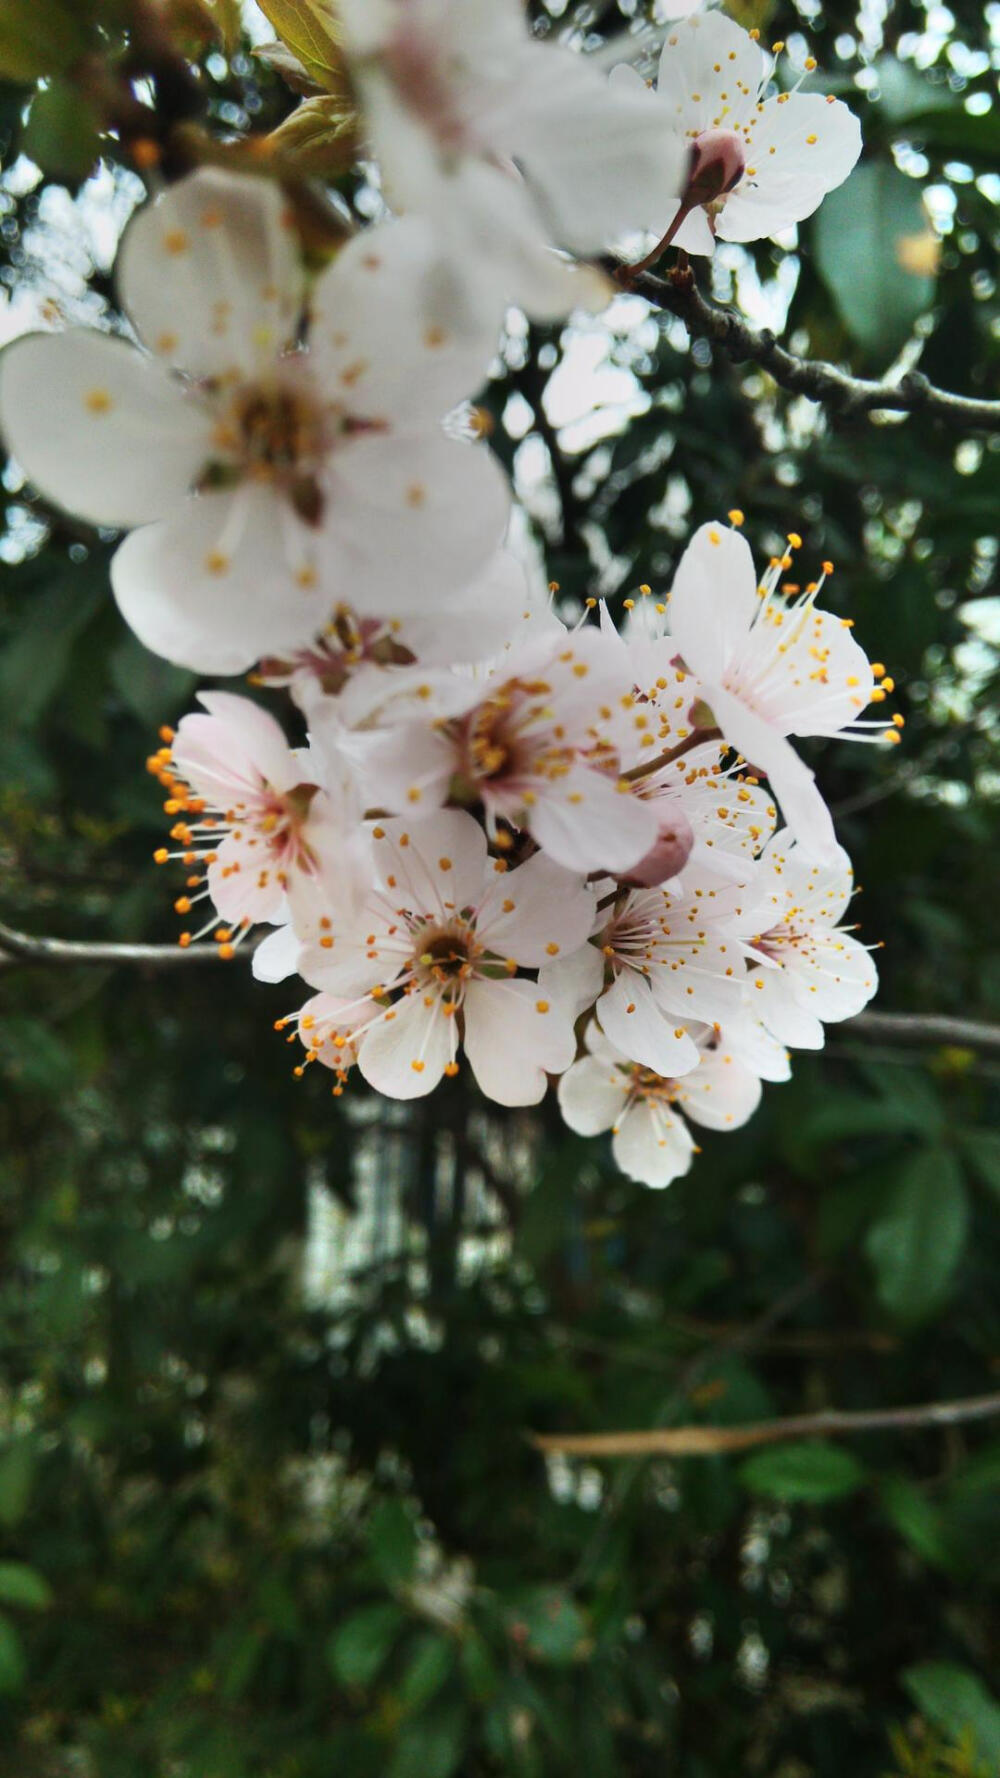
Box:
[319,627,662,875]
[296,810,596,1104]
[541,870,751,1079]
[0,170,509,674]
[148,691,368,957]
[666,519,894,860]
[740,835,878,1048]
[615,11,861,260]
[558,1021,762,1188]
[337,0,686,328]
[277,991,384,1097]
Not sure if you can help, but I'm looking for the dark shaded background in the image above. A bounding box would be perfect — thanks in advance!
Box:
[0,0,998,1772]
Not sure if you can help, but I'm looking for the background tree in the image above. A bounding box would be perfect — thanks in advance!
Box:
[0,1,998,1774]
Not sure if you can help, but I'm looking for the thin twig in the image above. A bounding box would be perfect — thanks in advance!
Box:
[531,1391,1000,1458]
[0,919,239,973]
[848,1010,1000,1052]
[626,262,1000,433]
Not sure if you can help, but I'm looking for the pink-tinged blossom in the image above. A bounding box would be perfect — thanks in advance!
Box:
[0,171,509,674]
[324,628,662,876]
[338,0,686,329]
[614,11,861,258]
[540,871,750,1079]
[558,1022,762,1188]
[277,991,384,1095]
[740,836,878,1048]
[152,691,368,954]
[297,811,596,1105]
[666,520,893,861]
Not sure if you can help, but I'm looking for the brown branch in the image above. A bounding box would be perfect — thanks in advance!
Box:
[848,1010,1000,1053]
[625,262,1000,433]
[0,919,240,973]
[531,1390,1000,1458]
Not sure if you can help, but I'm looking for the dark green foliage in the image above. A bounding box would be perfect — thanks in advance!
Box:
[0,1,998,1773]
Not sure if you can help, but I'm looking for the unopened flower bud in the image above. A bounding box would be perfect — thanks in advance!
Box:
[684,128,746,207]
[622,809,695,887]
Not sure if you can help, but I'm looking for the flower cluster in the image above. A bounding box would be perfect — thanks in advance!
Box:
[0,2,886,1186]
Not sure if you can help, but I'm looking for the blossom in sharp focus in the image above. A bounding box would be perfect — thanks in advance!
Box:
[338,0,687,328]
[558,1021,762,1188]
[296,810,596,1104]
[0,170,509,674]
[541,870,750,1079]
[666,519,897,861]
[329,627,662,875]
[740,835,878,1048]
[613,10,861,257]
[148,691,369,957]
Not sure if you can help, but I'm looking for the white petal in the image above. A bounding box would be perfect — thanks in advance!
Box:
[310,217,499,425]
[707,686,840,863]
[675,1047,762,1132]
[118,168,303,379]
[597,970,699,1077]
[0,330,209,527]
[174,692,299,800]
[477,851,595,967]
[537,942,605,1021]
[462,977,574,1106]
[656,13,765,137]
[343,721,455,816]
[372,810,489,915]
[558,1056,629,1136]
[358,991,451,1098]
[719,95,862,242]
[667,521,760,683]
[322,430,511,611]
[252,923,300,983]
[110,487,327,674]
[751,966,826,1048]
[526,766,660,875]
[612,1099,694,1189]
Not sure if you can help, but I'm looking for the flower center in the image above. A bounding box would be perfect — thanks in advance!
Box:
[414,920,480,990]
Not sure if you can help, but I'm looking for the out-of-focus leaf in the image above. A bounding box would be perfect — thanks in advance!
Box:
[22,79,101,180]
[109,634,196,727]
[879,1477,954,1571]
[326,1602,405,1688]
[813,161,939,359]
[267,94,360,173]
[739,1442,867,1503]
[368,1498,419,1590]
[864,1148,969,1323]
[0,1564,52,1610]
[0,1444,35,1531]
[0,577,102,731]
[958,1128,1000,1200]
[0,0,91,82]
[398,1631,456,1712]
[503,1588,589,1665]
[0,1615,26,1693]
[388,1701,468,1778]
[903,1663,1000,1767]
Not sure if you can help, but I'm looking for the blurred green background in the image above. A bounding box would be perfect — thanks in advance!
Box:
[0,1,998,1773]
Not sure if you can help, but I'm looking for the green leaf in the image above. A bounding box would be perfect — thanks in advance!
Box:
[367,1498,419,1590]
[0,1441,35,1529]
[879,1477,953,1571]
[958,1128,1000,1200]
[864,1148,970,1323]
[398,1631,456,1712]
[388,1700,468,1778]
[253,0,349,91]
[739,1442,867,1503]
[0,0,91,82]
[503,1588,589,1666]
[903,1662,1000,1767]
[326,1601,405,1688]
[22,79,101,181]
[0,575,103,731]
[0,1614,26,1694]
[0,1564,52,1610]
[108,635,196,728]
[267,94,359,173]
[813,160,939,360]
